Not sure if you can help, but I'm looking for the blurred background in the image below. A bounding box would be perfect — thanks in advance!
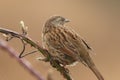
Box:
[0,0,120,80]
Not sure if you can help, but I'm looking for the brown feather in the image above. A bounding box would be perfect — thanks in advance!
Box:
[42,16,104,80]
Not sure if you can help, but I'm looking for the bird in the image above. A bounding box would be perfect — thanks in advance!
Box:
[42,15,104,80]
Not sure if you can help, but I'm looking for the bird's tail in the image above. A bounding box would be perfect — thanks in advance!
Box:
[88,65,104,80]
[83,57,104,80]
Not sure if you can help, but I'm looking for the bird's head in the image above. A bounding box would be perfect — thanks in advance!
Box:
[46,16,70,26]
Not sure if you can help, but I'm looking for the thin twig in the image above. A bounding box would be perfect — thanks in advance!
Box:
[19,39,26,58]
[20,50,38,58]
[0,27,49,57]
[0,39,45,80]
[0,27,72,80]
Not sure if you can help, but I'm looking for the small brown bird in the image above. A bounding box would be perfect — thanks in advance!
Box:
[42,15,104,80]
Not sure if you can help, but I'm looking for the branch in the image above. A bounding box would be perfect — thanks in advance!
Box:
[0,27,48,57]
[0,27,72,80]
[0,39,44,80]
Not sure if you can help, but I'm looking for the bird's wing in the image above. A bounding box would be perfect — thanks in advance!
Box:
[44,27,92,61]
[59,28,93,60]
[63,28,92,51]
[43,28,80,60]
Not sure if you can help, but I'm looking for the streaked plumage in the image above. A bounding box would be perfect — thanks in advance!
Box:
[42,16,104,80]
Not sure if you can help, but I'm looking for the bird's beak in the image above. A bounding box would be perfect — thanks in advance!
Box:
[65,19,70,23]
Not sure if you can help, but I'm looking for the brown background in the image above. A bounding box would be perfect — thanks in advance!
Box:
[0,0,120,80]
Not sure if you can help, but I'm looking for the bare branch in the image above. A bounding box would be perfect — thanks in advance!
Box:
[19,39,26,58]
[0,27,72,80]
[0,27,49,57]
